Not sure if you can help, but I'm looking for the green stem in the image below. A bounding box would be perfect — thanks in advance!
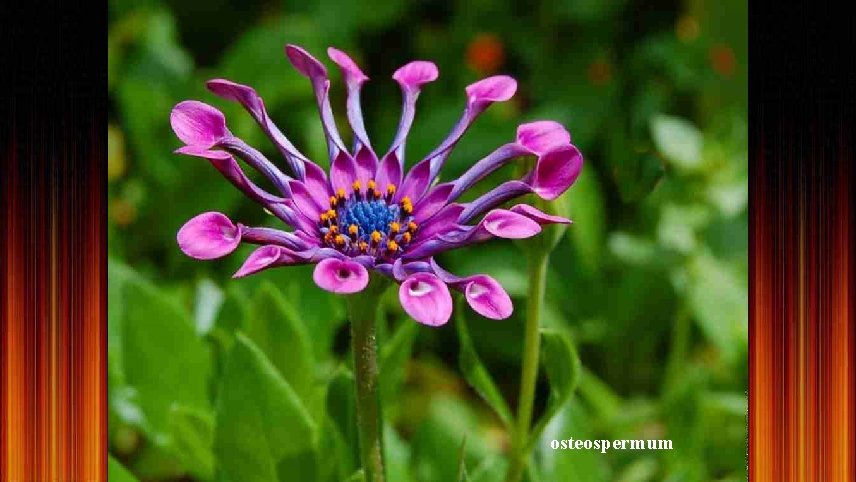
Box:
[505,252,550,482]
[346,279,387,482]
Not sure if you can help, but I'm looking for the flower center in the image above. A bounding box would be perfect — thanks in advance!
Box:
[318,180,418,259]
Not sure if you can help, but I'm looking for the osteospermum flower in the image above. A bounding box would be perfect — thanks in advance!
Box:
[171,45,583,326]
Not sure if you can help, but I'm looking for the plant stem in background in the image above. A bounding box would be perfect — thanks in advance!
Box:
[346,280,387,482]
[505,252,550,482]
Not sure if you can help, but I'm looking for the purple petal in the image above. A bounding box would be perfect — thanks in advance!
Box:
[374,152,403,192]
[177,212,241,260]
[285,44,347,156]
[480,209,542,239]
[458,180,532,224]
[328,47,373,150]
[531,145,583,200]
[515,121,570,155]
[414,203,466,241]
[354,146,378,184]
[448,143,529,202]
[398,273,453,326]
[387,61,438,164]
[175,147,285,206]
[220,136,292,197]
[240,226,314,250]
[329,150,358,192]
[288,180,324,220]
[313,258,370,294]
[233,245,285,278]
[397,159,432,202]
[303,161,333,208]
[412,183,453,222]
[392,61,439,91]
[206,79,309,179]
[170,101,229,148]
[508,204,571,225]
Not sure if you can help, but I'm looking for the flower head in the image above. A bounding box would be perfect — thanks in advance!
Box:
[171,45,583,326]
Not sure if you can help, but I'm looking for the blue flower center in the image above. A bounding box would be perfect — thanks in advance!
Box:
[339,200,400,241]
[317,181,419,259]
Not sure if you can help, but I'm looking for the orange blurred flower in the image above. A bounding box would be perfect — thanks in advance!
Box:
[709,44,737,78]
[586,58,613,86]
[466,33,505,74]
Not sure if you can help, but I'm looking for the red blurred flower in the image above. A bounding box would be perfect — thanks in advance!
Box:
[466,33,505,74]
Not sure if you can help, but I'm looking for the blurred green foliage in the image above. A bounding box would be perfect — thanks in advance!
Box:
[108,0,747,480]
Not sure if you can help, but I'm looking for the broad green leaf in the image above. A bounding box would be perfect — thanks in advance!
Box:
[326,367,359,474]
[346,470,366,482]
[455,309,513,427]
[245,282,316,406]
[457,437,470,482]
[385,424,414,482]
[111,261,211,441]
[379,321,417,409]
[194,279,223,336]
[108,456,140,482]
[650,114,704,171]
[527,330,581,449]
[214,334,317,482]
[686,254,748,361]
[168,404,214,481]
[535,399,609,482]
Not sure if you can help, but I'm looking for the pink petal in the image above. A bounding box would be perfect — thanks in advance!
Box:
[464,275,513,320]
[170,101,229,148]
[516,121,571,155]
[466,75,517,104]
[398,273,453,326]
[411,183,453,222]
[397,159,432,202]
[482,209,542,239]
[177,212,241,260]
[303,161,333,208]
[354,146,379,184]
[328,47,369,84]
[509,204,572,225]
[313,258,370,294]
[285,44,328,80]
[532,145,583,200]
[233,245,284,278]
[393,61,439,90]
[287,180,324,220]
[374,152,403,191]
[329,151,358,192]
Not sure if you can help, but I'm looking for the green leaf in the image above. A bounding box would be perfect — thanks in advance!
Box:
[457,437,470,482]
[345,470,366,482]
[567,166,606,272]
[454,309,513,427]
[168,404,214,481]
[379,321,417,408]
[650,114,704,171]
[527,329,581,449]
[108,456,140,482]
[111,261,211,441]
[325,367,359,477]
[214,334,317,482]
[245,282,316,406]
[534,399,608,482]
[686,254,748,361]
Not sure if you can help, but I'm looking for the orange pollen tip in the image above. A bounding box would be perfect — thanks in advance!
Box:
[401,232,412,243]
[329,225,338,234]
[408,221,418,232]
[348,224,359,236]
[358,241,368,251]
[387,241,399,251]
[367,179,377,190]
[402,204,413,215]
[334,234,346,246]
[387,184,396,195]
[326,209,337,218]
[389,222,401,234]
[336,188,346,198]
[401,196,412,205]
[352,180,362,191]
[370,231,382,243]
[372,189,381,198]
[329,196,338,207]
[320,213,329,222]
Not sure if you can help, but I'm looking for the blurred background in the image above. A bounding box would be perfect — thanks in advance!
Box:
[108,0,747,481]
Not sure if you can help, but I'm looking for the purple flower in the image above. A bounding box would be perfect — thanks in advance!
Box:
[171,45,583,326]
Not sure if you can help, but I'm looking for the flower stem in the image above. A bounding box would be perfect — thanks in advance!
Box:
[346,280,387,482]
[505,252,550,482]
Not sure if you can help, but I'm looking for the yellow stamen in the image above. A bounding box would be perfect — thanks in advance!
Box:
[373,188,382,199]
[367,179,377,190]
[401,196,411,205]
[401,232,412,243]
[352,180,362,192]
[389,222,401,234]
[326,209,337,219]
[336,188,346,198]
[334,234,346,246]
[408,221,418,232]
[358,241,369,252]
[387,240,399,252]
[402,203,413,215]
[348,224,359,236]
[329,225,338,234]
[370,231,382,243]
[387,184,396,196]
[320,213,329,222]
[329,196,338,208]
